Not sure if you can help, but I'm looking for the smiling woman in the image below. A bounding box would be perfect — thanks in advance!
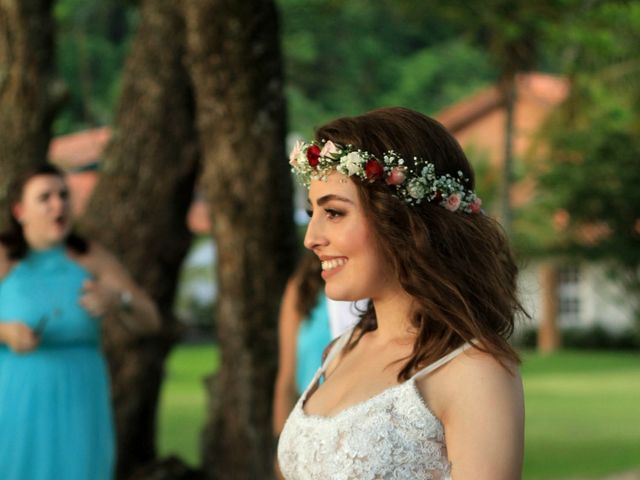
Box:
[278,107,526,480]
[306,181,389,301]
[0,163,160,480]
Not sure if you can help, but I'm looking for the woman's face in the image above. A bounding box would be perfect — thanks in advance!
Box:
[304,172,397,302]
[13,174,72,249]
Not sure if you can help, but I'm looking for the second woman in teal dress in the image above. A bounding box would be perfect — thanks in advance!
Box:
[0,164,160,480]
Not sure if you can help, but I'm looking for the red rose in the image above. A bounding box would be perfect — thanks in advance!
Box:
[365,158,384,181]
[306,145,321,167]
[470,197,482,214]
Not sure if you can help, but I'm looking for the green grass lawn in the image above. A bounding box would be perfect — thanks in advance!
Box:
[158,345,640,478]
[521,350,640,479]
[157,344,219,466]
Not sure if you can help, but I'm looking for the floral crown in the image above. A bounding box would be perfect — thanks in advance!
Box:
[289,139,482,213]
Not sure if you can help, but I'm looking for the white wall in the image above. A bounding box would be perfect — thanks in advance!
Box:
[515,261,635,333]
[581,264,635,331]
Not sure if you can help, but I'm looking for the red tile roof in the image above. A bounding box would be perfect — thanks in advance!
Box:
[48,127,111,170]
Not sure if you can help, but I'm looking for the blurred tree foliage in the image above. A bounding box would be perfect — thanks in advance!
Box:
[53,0,137,134]
[53,0,498,136]
[280,0,498,136]
[53,0,639,274]
[520,1,640,321]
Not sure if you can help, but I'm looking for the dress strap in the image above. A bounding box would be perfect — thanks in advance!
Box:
[319,327,354,374]
[299,328,354,398]
[411,341,475,380]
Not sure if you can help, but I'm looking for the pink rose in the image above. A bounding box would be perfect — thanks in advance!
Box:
[385,167,407,185]
[320,141,339,158]
[289,140,304,167]
[444,193,461,212]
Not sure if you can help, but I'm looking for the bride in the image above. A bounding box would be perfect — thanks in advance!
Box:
[278,107,525,479]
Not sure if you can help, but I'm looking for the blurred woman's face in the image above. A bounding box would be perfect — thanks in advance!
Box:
[13,174,72,249]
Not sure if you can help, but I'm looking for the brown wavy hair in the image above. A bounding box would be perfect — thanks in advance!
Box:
[293,250,324,318]
[0,163,88,260]
[315,107,525,379]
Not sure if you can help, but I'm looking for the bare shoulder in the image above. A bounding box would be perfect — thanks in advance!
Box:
[430,348,525,478]
[69,240,121,276]
[83,241,119,265]
[441,347,523,420]
[457,346,520,377]
[416,345,523,423]
[449,346,521,391]
[282,277,300,305]
[87,241,115,261]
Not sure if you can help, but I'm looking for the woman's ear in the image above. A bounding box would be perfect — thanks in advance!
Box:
[12,203,24,224]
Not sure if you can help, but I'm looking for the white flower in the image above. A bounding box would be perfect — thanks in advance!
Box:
[407,179,427,199]
[341,151,365,176]
[289,140,304,167]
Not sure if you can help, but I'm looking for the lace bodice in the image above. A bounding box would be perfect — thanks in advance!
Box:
[278,331,471,479]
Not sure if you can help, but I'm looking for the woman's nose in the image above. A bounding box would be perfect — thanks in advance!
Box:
[51,193,67,212]
[304,214,327,251]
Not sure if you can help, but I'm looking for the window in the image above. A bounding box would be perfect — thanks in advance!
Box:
[557,265,581,324]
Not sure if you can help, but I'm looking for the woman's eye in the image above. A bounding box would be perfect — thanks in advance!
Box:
[325,208,343,219]
[305,209,313,218]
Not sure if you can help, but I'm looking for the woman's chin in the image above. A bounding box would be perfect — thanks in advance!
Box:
[46,229,69,245]
[324,285,357,302]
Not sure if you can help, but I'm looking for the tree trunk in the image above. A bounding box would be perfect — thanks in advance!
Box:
[499,73,517,237]
[81,1,199,477]
[183,0,296,477]
[0,0,60,227]
[538,262,561,353]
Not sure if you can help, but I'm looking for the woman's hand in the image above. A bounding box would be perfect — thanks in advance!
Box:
[74,243,161,333]
[79,279,120,317]
[0,322,39,353]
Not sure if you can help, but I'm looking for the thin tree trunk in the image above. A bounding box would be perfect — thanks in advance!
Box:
[183,0,296,477]
[81,1,199,477]
[500,74,517,237]
[0,0,61,226]
[538,262,561,353]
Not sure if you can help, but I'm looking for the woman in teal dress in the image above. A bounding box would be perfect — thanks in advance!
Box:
[0,164,160,480]
[272,252,330,439]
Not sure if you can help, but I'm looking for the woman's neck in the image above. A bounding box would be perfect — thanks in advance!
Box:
[27,238,64,252]
[370,288,416,342]
[23,230,63,251]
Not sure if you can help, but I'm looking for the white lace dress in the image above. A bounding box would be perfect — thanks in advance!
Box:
[278,331,472,479]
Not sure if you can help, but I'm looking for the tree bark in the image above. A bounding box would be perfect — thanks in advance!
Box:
[538,262,561,353]
[80,1,199,477]
[0,0,60,227]
[182,0,296,477]
[499,74,517,237]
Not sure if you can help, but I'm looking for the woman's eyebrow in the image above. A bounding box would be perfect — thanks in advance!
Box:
[313,194,354,206]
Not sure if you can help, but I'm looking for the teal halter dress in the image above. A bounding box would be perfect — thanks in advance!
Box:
[295,292,332,394]
[0,245,114,480]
